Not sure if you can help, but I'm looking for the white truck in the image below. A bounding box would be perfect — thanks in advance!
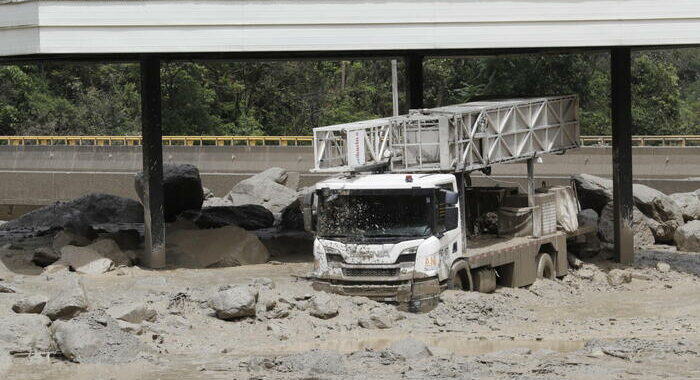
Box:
[304,96,591,312]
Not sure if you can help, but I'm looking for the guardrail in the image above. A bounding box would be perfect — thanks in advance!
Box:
[0,135,313,146]
[1,135,699,147]
[579,135,700,146]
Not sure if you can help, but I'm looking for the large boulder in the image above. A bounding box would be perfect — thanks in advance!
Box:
[670,192,700,222]
[179,205,274,230]
[0,314,55,355]
[0,193,143,236]
[674,220,700,252]
[632,184,684,242]
[42,280,89,321]
[209,285,258,320]
[225,168,298,214]
[598,202,654,249]
[51,311,144,363]
[166,225,270,268]
[281,198,305,230]
[573,174,684,243]
[135,163,204,222]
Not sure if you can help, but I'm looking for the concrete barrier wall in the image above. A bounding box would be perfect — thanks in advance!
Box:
[1,145,699,216]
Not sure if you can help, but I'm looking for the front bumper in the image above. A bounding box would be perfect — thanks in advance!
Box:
[312,276,441,312]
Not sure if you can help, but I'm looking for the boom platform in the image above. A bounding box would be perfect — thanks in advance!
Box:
[312,95,579,173]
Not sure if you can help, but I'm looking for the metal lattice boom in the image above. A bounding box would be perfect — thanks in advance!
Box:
[312,95,579,173]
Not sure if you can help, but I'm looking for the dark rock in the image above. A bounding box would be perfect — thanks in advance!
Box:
[0,193,143,236]
[281,199,304,230]
[135,163,204,222]
[180,205,274,230]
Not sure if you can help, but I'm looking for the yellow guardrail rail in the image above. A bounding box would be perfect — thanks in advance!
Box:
[1,135,699,147]
[0,135,313,146]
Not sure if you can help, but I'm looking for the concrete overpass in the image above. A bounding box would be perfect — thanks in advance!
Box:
[2,0,699,266]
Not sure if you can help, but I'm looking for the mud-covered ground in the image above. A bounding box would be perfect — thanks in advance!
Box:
[1,239,699,380]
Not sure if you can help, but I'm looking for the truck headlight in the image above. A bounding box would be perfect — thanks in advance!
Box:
[400,247,418,255]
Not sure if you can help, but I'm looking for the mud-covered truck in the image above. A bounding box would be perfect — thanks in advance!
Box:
[304,96,592,311]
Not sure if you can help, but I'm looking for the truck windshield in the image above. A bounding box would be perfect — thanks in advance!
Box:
[317,192,432,238]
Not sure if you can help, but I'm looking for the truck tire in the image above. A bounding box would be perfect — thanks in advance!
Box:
[471,267,496,293]
[448,261,473,291]
[536,253,555,280]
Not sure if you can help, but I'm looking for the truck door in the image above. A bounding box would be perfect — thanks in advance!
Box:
[437,188,462,281]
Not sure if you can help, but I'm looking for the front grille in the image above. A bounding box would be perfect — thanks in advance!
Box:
[342,268,400,277]
[326,253,344,263]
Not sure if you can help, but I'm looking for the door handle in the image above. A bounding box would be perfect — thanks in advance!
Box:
[452,242,458,253]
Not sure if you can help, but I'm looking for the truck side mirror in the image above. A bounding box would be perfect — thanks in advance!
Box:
[445,206,459,231]
[441,189,459,205]
[302,190,316,233]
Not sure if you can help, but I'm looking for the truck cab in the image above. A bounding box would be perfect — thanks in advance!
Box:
[308,173,462,312]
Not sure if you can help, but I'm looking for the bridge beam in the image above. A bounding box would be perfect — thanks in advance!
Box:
[140,55,166,269]
[406,54,424,109]
[611,47,634,265]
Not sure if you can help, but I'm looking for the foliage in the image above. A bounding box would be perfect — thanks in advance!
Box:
[0,49,698,137]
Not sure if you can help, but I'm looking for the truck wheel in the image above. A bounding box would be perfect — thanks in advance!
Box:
[472,267,496,293]
[536,253,555,280]
[448,261,473,291]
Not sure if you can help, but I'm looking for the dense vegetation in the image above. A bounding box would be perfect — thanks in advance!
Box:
[0,49,698,137]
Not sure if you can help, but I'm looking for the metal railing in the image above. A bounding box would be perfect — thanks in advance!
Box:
[0,135,313,146]
[1,135,699,147]
[579,135,700,146]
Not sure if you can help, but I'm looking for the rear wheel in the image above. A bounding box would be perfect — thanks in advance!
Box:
[448,261,473,291]
[472,267,496,293]
[536,253,555,280]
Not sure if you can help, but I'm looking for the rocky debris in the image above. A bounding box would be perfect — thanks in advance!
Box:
[583,338,696,361]
[656,261,671,273]
[598,202,655,249]
[42,280,89,321]
[0,282,17,293]
[135,163,204,222]
[57,245,114,274]
[607,269,632,286]
[271,349,347,376]
[107,302,157,324]
[179,204,274,230]
[670,192,700,222]
[51,311,144,363]
[52,230,92,251]
[166,225,270,268]
[32,246,60,267]
[633,183,684,242]
[574,174,685,243]
[12,295,48,314]
[308,292,339,319]
[0,314,55,355]
[209,285,258,320]
[429,290,533,328]
[387,338,432,360]
[202,187,214,200]
[674,220,700,252]
[0,193,143,236]
[225,167,298,214]
[358,303,404,329]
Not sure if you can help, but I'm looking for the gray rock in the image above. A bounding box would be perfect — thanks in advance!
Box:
[12,295,48,314]
[57,245,114,275]
[135,163,204,222]
[572,174,613,214]
[598,202,654,249]
[0,283,16,293]
[202,187,214,200]
[358,307,402,329]
[0,314,54,355]
[32,247,60,267]
[107,302,157,324]
[577,208,599,227]
[87,239,132,267]
[166,225,269,268]
[42,280,89,320]
[633,184,684,242]
[607,269,632,286]
[670,192,700,222]
[209,285,258,320]
[202,197,234,208]
[276,349,346,375]
[225,167,298,214]
[52,230,92,251]
[308,292,339,319]
[51,311,144,363]
[179,205,274,230]
[674,220,700,252]
[388,338,432,359]
[655,262,671,273]
[0,193,143,236]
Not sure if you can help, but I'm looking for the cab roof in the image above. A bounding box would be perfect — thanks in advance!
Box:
[316,173,455,190]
